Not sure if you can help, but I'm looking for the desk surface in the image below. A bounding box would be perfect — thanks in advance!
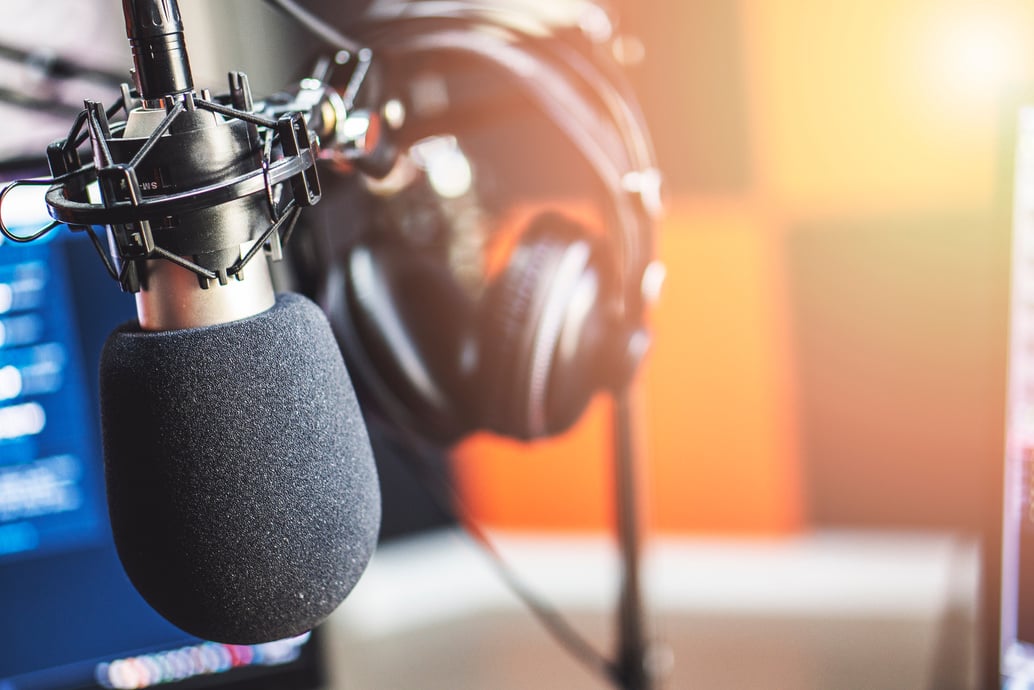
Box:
[321,530,980,689]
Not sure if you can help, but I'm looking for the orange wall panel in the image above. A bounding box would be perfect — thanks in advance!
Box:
[452,203,803,535]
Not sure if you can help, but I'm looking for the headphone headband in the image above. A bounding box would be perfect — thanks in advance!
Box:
[296,0,662,443]
[351,0,660,322]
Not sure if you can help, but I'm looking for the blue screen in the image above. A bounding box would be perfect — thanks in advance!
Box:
[0,186,324,690]
[0,235,109,562]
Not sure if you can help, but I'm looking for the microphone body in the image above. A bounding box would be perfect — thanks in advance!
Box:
[122,0,193,99]
[66,0,381,643]
[117,102,276,330]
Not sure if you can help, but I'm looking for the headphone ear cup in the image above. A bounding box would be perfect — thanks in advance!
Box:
[341,242,476,443]
[477,213,621,439]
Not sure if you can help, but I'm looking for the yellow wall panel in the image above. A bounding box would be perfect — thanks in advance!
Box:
[740,0,1034,214]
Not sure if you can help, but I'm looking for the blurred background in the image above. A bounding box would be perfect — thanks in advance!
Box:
[619,0,1017,539]
[418,2,1026,685]
[308,1,1025,687]
[454,0,1021,541]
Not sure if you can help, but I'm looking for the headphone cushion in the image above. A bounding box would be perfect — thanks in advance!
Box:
[477,214,617,439]
[479,238,556,436]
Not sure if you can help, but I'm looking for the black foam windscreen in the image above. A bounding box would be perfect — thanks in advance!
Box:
[99,292,380,644]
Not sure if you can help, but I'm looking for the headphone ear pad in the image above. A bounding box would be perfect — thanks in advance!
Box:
[342,243,476,443]
[476,213,620,439]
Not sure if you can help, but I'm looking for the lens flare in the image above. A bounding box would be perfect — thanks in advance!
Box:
[921,6,1026,104]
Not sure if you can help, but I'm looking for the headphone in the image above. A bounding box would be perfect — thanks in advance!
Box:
[295,0,662,445]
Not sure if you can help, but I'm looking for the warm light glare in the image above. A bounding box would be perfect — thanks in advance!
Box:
[740,1,1034,213]
[923,8,1025,102]
[412,136,474,199]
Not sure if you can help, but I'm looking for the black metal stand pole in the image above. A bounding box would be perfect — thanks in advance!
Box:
[613,384,654,690]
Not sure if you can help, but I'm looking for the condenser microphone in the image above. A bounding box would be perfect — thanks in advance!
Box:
[81,0,380,644]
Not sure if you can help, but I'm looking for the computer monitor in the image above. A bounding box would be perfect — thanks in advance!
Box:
[0,162,328,690]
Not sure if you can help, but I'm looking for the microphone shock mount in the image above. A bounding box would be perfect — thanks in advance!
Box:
[8,75,321,296]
